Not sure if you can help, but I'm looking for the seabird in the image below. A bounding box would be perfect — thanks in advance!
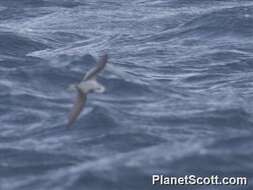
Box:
[67,54,108,127]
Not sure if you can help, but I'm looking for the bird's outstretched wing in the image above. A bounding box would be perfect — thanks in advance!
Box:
[67,88,87,128]
[83,54,108,81]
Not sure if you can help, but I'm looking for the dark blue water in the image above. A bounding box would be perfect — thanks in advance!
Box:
[0,0,253,189]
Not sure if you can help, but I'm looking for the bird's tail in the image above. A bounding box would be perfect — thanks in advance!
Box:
[67,83,78,92]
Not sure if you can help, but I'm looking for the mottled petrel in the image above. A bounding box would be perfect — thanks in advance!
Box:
[67,54,108,127]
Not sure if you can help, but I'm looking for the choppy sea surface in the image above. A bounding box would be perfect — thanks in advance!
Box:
[0,0,253,189]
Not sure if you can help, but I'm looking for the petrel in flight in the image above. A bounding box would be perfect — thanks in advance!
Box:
[67,54,108,127]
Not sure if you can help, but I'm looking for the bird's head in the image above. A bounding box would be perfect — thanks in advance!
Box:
[93,84,105,93]
[88,80,105,94]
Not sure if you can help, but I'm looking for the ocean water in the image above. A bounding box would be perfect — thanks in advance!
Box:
[0,0,253,189]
